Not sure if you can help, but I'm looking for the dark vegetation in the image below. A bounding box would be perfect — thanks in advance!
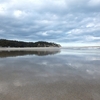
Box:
[0,39,61,47]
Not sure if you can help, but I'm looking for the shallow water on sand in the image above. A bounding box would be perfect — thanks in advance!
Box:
[0,49,100,100]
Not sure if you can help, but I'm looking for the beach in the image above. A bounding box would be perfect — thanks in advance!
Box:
[0,48,100,100]
[0,47,61,51]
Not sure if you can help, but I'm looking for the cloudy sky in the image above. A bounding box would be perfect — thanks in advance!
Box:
[0,0,100,46]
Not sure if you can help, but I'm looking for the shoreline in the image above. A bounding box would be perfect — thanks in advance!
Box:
[0,46,99,51]
[0,47,61,51]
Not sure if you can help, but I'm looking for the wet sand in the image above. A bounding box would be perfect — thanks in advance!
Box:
[0,47,60,51]
[0,74,100,100]
[0,49,100,100]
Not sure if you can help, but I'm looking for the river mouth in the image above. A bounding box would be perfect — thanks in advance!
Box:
[0,49,100,100]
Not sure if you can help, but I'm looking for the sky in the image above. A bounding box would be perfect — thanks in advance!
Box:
[0,0,100,46]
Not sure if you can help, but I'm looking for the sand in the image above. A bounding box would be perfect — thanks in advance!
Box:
[0,47,61,51]
[0,48,100,100]
[0,75,100,100]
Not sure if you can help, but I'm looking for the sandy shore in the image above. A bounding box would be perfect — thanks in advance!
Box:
[0,47,61,51]
[0,48,100,100]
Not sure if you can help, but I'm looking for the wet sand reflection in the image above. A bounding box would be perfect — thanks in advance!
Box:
[0,49,100,100]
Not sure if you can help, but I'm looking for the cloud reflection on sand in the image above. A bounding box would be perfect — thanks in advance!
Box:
[0,49,100,100]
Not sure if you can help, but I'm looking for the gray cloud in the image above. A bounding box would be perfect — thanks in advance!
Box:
[0,0,100,46]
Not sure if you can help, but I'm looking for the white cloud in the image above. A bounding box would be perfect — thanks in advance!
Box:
[42,32,49,36]
[86,23,95,28]
[0,3,7,15]
[13,10,22,17]
[67,29,83,34]
[86,36,100,40]
[13,10,27,18]
[88,0,100,7]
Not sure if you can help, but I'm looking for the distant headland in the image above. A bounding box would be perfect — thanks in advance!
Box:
[0,39,61,47]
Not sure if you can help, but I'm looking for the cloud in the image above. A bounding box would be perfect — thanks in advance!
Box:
[0,0,100,46]
[88,0,100,7]
[13,10,23,18]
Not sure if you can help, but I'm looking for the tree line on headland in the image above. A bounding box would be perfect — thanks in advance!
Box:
[0,39,61,47]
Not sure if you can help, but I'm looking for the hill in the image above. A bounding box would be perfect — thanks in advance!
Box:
[0,39,61,47]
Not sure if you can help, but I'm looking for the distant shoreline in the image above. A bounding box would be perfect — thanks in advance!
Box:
[0,46,100,51]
